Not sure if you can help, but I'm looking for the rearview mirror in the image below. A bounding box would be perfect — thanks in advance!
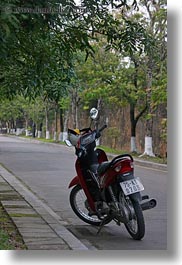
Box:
[90,108,99,120]
[64,139,72,147]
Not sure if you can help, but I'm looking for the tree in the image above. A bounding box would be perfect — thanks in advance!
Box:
[0,96,46,135]
[0,0,166,155]
[116,56,148,153]
[138,0,167,156]
[106,1,167,155]
[74,39,149,152]
[0,98,23,132]
[0,0,144,99]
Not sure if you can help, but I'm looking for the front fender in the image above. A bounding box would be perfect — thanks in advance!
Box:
[68,176,80,188]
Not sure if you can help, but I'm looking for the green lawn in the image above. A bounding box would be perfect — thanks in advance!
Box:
[0,202,26,250]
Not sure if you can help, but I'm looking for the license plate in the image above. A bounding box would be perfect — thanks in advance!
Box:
[120,178,144,195]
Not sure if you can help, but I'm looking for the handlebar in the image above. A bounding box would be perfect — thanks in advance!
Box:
[99,124,107,133]
[95,124,107,139]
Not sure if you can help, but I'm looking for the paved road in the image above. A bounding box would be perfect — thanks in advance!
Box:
[0,135,167,249]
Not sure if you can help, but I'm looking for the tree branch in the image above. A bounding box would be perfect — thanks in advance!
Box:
[135,104,148,123]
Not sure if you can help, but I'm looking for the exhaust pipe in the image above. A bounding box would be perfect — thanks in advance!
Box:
[141,198,157,211]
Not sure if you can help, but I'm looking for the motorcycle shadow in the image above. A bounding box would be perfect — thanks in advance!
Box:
[65,223,131,247]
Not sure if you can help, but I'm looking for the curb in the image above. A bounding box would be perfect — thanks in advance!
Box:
[0,165,89,250]
[133,158,167,171]
[107,153,167,172]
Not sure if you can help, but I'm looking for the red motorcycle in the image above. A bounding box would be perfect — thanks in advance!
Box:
[65,108,156,240]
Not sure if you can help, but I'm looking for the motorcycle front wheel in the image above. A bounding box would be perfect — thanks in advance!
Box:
[123,196,145,240]
[70,184,111,226]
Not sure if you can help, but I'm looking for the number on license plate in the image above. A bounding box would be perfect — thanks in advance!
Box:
[120,178,144,195]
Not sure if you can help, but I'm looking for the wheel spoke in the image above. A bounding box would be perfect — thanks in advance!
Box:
[119,191,145,240]
[73,187,100,222]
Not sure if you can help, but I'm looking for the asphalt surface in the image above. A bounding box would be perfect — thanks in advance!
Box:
[0,135,167,250]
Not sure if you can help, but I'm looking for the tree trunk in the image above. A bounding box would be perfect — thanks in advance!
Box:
[45,106,50,139]
[129,100,147,153]
[60,108,64,133]
[71,87,80,129]
[95,99,102,146]
[130,103,137,152]
[58,108,69,142]
[129,59,139,153]
[140,65,155,157]
[6,121,10,134]
[24,117,28,136]
[53,107,58,141]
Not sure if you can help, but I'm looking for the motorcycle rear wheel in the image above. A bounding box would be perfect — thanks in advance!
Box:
[70,184,111,226]
[124,196,145,240]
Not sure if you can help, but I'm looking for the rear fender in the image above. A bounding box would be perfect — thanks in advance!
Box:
[129,192,142,203]
[68,176,79,188]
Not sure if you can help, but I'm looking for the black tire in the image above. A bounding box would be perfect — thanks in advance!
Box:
[124,198,145,240]
[70,185,111,226]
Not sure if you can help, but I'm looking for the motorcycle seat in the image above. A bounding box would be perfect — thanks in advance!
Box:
[97,161,111,175]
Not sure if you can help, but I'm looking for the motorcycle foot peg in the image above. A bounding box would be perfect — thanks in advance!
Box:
[142,195,149,200]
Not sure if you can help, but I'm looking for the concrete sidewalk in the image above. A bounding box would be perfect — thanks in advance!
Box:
[0,165,90,250]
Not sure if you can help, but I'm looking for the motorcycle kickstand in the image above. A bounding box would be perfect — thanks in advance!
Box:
[96,220,105,235]
[96,217,109,235]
